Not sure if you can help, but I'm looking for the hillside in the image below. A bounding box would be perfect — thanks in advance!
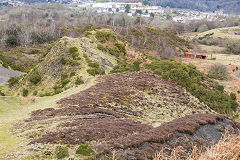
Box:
[153,0,240,14]
[5,72,240,159]
[0,26,240,159]
[5,29,122,96]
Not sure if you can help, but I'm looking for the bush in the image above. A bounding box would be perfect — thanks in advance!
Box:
[54,88,63,95]
[208,64,229,80]
[75,77,84,85]
[111,60,141,73]
[226,41,240,55]
[8,77,20,87]
[61,73,70,87]
[56,147,69,159]
[95,30,117,43]
[115,43,126,55]
[22,88,29,97]
[0,90,5,96]
[33,90,38,96]
[76,144,95,156]
[147,59,238,114]
[61,79,70,87]
[84,54,105,76]
[69,47,79,59]
[70,71,76,77]
[30,73,42,85]
[87,68,105,76]
[6,35,18,47]
[61,57,67,65]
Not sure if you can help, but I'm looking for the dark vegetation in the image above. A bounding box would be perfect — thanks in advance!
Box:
[30,73,42,85]
[83,54,105,76]
[146,59,238,114]
[8,77,20,87]
[76,143,95,156]
[55,146,69,159]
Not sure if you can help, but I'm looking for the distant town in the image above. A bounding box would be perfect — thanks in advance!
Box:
[0,0,238,23]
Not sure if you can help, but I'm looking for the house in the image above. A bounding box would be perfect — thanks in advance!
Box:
[184,52,194,58]
[196,53,207,59]
[184,52,211,59]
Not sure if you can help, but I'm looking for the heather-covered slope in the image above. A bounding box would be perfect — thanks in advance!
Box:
[10,72,236,159]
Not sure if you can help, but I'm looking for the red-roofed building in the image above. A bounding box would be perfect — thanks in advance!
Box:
[184,52,194,58]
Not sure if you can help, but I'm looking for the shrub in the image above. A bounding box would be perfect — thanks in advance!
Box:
[147,59,238,114]
[22,88,29,97]
[61,73,68,81]
[33,90,38,96]
[95,30,117,43]
[226,41,240,55]
[6,35,18,47]
[70,71,76,77]
[76,144,95,156]
[61,79,70,87]
[0,90,5,96]
[39,92,51,97]
[69,60,80,66]
[75,77,84,85]
[54,88,63,95]
[56,147,69,159]
[69,47,79,59]
[115,43,126,55]
[131,28,145,38]
[30,73,42,85]
[43,150,52,156]
[85,54,105,76]
[111,60,141,73]
[87,68,105,76]
[61,57,67,65]
[208,64,229,80]
[8,77,20,87]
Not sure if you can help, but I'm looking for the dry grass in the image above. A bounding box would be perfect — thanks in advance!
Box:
[19,96,36,106]
[153,132,240,160]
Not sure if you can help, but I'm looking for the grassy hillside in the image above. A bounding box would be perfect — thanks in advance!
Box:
[5,29,125,96]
